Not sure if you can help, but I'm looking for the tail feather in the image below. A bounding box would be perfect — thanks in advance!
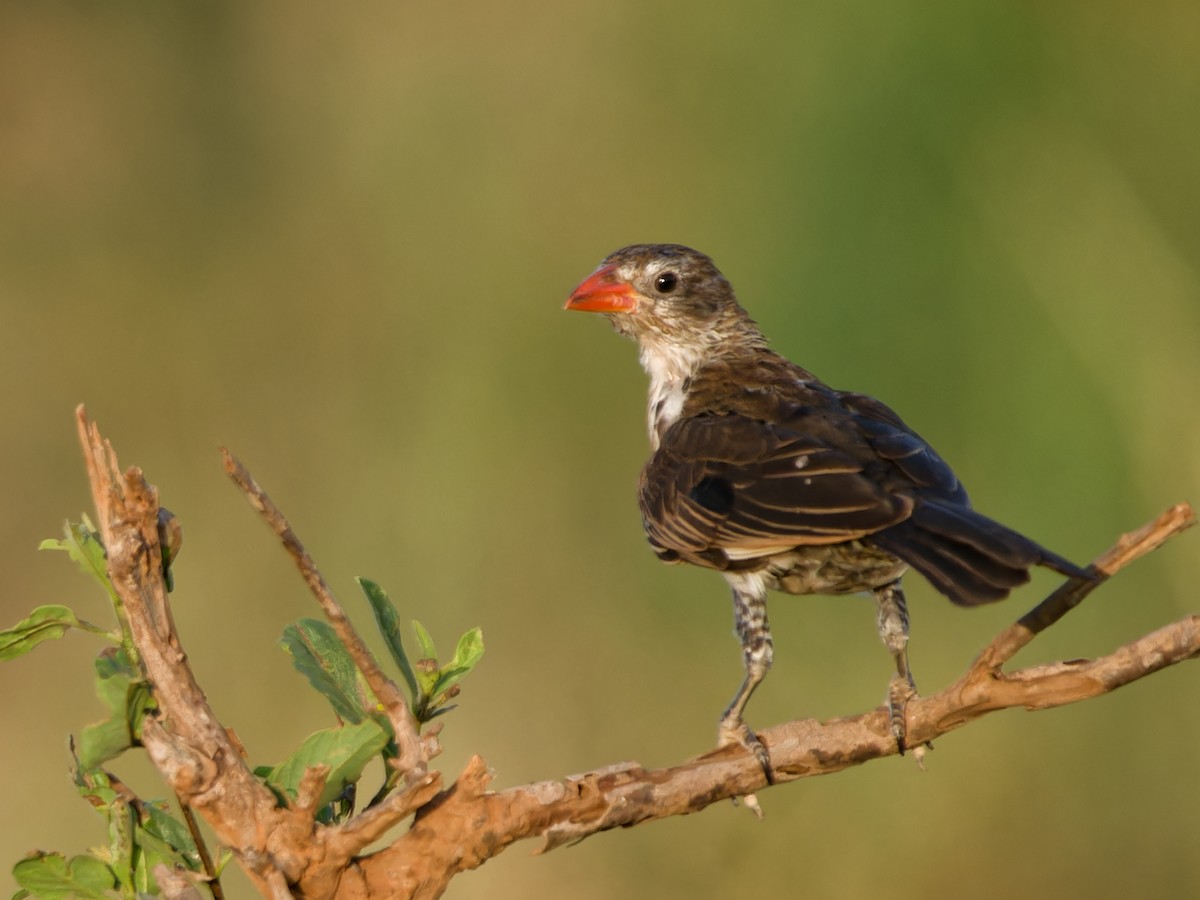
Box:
[869,503,1088,607]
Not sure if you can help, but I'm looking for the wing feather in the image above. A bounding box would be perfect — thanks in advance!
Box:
[639,410,915,565]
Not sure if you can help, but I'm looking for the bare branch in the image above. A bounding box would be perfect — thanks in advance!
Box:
[220,448,426,780]
[359,605,1199,898]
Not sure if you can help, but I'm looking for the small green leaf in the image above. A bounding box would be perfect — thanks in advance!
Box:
[78,648,154,769]
[40,519,117,602]
[0,605,82,661]
[93,648,138,707]
[107,800,136,894]
[156,507,183,593]
[413,657,439,701]
[12,851,115,899]
[411,619,438,662]
[280,619,366,724]
[356,577,418,700]
[434,627,484,696]
[133,819,198,881]
[263,719,389,810]
[139,801,200,869]
[71,754,119,807]
[78,716,133,774]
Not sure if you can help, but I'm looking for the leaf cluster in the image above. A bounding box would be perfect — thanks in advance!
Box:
[3,522,485,897]
[267,578,484,816]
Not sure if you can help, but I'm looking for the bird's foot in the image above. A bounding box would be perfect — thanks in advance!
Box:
[717,716,775,785]
[886,673,918,754]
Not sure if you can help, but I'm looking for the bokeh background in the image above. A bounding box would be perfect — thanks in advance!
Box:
[2,2,1198,898]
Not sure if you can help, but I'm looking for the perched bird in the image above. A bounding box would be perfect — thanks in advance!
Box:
[564,243,1088,768]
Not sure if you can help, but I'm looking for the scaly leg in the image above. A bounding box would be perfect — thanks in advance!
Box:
[719,574,774,780]
[874,579,920,753]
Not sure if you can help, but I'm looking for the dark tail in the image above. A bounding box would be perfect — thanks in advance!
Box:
[868,502,1089,607]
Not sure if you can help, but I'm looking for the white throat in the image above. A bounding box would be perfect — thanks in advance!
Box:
[639,336,702,450]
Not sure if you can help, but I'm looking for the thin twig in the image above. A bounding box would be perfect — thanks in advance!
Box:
[220,449,426,781]
[976,503,1195,670]
[176,794,224,900]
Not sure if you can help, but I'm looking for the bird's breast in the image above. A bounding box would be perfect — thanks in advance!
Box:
[639,337,704,450]
[646,377,688,450]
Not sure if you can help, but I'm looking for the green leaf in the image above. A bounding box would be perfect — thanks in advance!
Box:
[156,507,183,593]
[78,715,134,772]
[71,755,119,807]
[413,657,439,701]
[356,577,418,700]
[133,820,197,884]
[78,648,153,770]
[106,801,136,895]
[434,627,484,696]
[411,619,438,662]
[138,801,200,874]
[40,519,117,602]
[0,605,83,661]
[11,852,115,899]
[280,619,366,724]
[263,719,389,810]
[93,647,138,706]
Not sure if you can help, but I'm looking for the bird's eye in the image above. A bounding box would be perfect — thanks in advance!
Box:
[655,272,679,294]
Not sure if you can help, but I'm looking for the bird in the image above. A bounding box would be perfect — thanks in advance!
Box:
[564,243,1090,771]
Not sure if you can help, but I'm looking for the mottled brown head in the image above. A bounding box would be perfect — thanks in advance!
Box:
[564,244,765,354]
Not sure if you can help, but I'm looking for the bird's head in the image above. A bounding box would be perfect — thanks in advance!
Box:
[564,245,764,358]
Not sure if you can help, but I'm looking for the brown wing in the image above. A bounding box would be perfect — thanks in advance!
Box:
[639,407,916,568]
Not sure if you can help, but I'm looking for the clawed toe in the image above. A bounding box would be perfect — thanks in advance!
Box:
[887,673,916,752]
[718,718,775,784]
[886,674,932,756]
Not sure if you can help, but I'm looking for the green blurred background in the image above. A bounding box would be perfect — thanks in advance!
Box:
[2,2,1198,898]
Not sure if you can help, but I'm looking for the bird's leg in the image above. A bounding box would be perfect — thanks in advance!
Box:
[718,578,774,781]
[874,580,922,753]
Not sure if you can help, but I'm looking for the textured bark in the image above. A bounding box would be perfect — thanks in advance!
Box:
[74,407,1197,899]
